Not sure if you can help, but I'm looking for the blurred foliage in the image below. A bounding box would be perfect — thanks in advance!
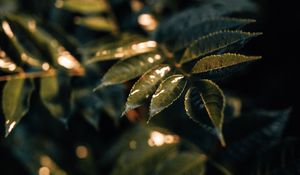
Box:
[0,0,298,175]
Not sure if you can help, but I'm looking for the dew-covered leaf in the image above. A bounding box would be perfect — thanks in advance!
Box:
[191,53,261,79]
[155,152,206,175]
[2,78,34,137]
[149,74,187,119]
[75,16,116,32]
[181,31,261,63]
[123,64,173,114]
[172,18,256,51]
[97,52,165,88]
[57,0,108,14]
[185,80,225,146]
[40,72,72,123]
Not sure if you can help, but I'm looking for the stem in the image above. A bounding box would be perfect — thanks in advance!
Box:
[160,44,190,77]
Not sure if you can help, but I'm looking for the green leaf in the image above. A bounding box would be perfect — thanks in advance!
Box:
[191,53,262,77]
[85,39,157,64]
[184,80,226,146]
[97,52,165,88]
[2,78,34,137]
[57,0,108,14]
[7,15,81,71]
[149,74,187,119]
[172,18,256,51]
[123,64,173,115]
[40,72,72,123]
[181,31,261,63]
[75,16,116,32]
[155,152,206,175]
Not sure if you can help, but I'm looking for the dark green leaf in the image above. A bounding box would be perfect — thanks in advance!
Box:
[40,72,72,123]
[75,16,116,32]
[185,80,225,146]
[2,78,34,137]
[149,74,187,119]
[123,64,173,115]
[57,0,108,14]
[172,18,256,51]
[191,53,261,78]
[155,152,206,175]
[97,52,165,88]
[181,31,261,63]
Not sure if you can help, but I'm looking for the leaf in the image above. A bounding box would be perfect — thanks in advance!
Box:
[75,16,116,32]
[97,52,165,88]
[149,74,187,119]
[123,64,173,115]
[172,18,256,51]
[57,0,108,14]
[155,152,206,175]
[181,31,261,63]
[185,80,225,146]
[191,53,261,78]
[85,39,157,64]
[0,48,21,73]
[7,15,82,71]
[2,78,34,137]
[40,72,72,123]
[217,109,291,167]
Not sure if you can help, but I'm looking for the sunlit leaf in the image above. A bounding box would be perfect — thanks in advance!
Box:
[185,80,225,146]
[1,20,46,69]
[7,15,82,71]
[150,74,187,119]
[75,16,116,32]
[85,39,157,64]
[191,53,261,78]
[123,64,173,115]
[97,52,165,88]
[2,78,34,137]
[155,152,206,175]
[181,31,261,63]
[172,18,256,51]
[57,0,108,14]
[40,72,72,123]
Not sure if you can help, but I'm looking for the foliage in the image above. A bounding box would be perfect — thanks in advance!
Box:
[1,0,296,175]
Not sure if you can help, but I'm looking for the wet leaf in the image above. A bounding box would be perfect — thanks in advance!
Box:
[40,72,72,123]
[149,74,187,119]
[2,78,34,137]
[155,152,206,175]
[172,18,256,51]
[181,31,261,63]
[75,16,116,32]
[58,0,108,14]
[123,64,173,115]
[97,52,165,88]
[185,80,225,146]
[85,39,157,64]
[191,53,261,78]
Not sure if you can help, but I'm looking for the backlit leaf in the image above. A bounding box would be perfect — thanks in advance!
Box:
[181,31,261,63]
[97,52,165,88]
[2,78,34,137]
[191,53,261,78]
[75,16,116,32]
[123,64,173,114]
[149,74,187,119]
[57,0,108,14]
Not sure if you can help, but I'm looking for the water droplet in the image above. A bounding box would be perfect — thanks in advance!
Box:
[2,21,14,38]
[38,167,50,175]
[76,145,88,159]
[138,14,158,31]
[147,57,154,63]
